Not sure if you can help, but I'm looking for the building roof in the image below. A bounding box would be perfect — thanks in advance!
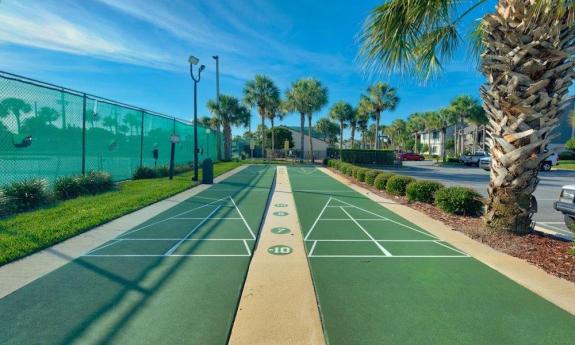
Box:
[286,126,327,142]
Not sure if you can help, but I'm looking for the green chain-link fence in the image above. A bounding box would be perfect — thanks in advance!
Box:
[0,71,218,185]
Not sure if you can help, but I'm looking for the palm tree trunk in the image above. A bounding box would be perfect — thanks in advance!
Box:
[428,131,431,155]
[472,126,478,154]
[339,122,344,150]
[271,117,275,159]
[308,114,314,163]
[481,0,574,233]
[375,112,381,150]
[260,114,265,159]
[224,122,232,160]
[350,124,356,148]
[441,128,447,162]
[300,113,305,162]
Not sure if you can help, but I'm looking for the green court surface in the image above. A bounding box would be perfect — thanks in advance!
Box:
[288,166,575,345]
[0,165,274,345]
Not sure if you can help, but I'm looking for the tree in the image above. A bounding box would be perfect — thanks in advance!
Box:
[349,107,359,148]
[264,126,294,149]
[103,116,117,134]
[207,94,251,161]
[422,112,440,155]
[436,108,458,161]
[406,113,426,153]
[123,112,141,136]
[315,118,339,146]
[285,78,328,162]
[243,75,280,160]
[449,95,484,155]
[565,137,575,152]
[0,98,31,134]
[265,98,286,155]
[359,0,575,234]
[364,82,399,149]
[329,101,354,150]
[38,107,59,126]
[357,96,371,149]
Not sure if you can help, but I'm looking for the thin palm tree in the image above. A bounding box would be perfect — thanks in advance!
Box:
[436,108,458,161]
[357,96,371,149]
[207,94,250,161]
[359,0,575,233]
[329,101,354,150]
[406,112,426,153]
[423,112,440,155]
[305,79,328,162]
[0,98,31,134]
[243,75,279,159]
[449,95,483,155]
[365,82,399,150]
[266,98,286,157]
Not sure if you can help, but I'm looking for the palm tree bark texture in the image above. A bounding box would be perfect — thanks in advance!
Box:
[481,0,575,233]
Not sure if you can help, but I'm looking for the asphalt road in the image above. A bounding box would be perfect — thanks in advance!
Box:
[387,160,574,239]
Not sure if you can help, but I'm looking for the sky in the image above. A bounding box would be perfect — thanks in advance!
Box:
[0,0,498,138]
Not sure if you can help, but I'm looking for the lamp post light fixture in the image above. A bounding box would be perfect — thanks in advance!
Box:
[189,55,205,182]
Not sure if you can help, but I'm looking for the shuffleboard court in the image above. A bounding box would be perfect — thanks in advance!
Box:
[0,165,274,345]
[288,166,575,345]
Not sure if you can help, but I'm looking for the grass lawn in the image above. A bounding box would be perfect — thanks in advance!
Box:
[555,160,575,170]
[0,161,242,266]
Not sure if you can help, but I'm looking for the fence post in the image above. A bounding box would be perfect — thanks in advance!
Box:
[82,94,87,175]
[140,110,145,167]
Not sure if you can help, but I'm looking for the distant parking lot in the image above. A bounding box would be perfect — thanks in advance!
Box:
[387,160,574,239]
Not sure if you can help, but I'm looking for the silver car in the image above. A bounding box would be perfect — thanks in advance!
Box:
[479,156,491,171]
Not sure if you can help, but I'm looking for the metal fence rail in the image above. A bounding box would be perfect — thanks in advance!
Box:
[0,71,218,185]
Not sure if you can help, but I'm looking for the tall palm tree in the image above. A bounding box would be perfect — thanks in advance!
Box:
[406,112,426,153]
[423,112,440,155]
[0,98,31,134]
[329,101,354,150]
[265,98,286,156]
[285,78,326,162]
[359,0,575,234]
[243,75,279,159]
[305,79,328,163]
[207,94,250,161]
[437,108,458,161]
[365,82,399,150]
[315,118,339,146]
[357,96,371,149]
[449,95,484,155]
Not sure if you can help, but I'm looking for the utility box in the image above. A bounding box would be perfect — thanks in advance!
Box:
[202,158,214,184]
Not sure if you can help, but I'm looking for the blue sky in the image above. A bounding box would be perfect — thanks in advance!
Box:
[0,0,496,138]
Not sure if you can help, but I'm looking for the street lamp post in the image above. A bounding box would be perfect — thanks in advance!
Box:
[189,55,205,182]
[212,55,221,161]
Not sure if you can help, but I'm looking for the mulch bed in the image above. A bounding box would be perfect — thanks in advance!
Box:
[329,168,575,283]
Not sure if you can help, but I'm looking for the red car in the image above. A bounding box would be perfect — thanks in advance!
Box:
[398,152,425,161]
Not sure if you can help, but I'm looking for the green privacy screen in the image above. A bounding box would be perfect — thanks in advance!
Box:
[0,72,218,185]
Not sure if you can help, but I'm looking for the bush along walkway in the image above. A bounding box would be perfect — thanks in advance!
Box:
[289,166,575,344]
[0,161,242,266]
[325,159,575,283]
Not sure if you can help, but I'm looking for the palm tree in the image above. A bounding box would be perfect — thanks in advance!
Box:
[207,94,250,161]
[359,0,575,234]
[436,108,458,161]
[449,96,484,155]
[364,82,399,150]
[103,116,117,134]
[243,75,279,159]
[0,98,31,134]
[423,112,440,155]
[38,107,59,126]
[406,113,426,153]
[123,112,141,136]
[315,118,339,146]
[357,96,371,149]
[329,101,354,150]
[265,98,286,157]
[285,78,328,162]
[305,79,328,163]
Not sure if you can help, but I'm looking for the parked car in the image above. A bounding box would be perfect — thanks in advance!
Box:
[554,185,575,229]
[479,156,491,171]
[479,152,559,171]
[398,152,425,161]
[460,151,489,166]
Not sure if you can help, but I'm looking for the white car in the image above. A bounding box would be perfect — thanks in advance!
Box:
[479,152,558,171]
[460,151,489,166]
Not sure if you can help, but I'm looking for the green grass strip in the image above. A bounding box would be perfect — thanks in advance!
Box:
[0,161,242,266]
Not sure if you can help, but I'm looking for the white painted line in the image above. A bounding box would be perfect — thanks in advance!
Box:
[84,254,251,257]
[119,196,230,238]
[308,241,318,257]
[305,239,441,242]
[319,218,385,221]
[538,223,569,232]
[538,222,566,225]
[164,206,222,256]
[294,190,356,193]
[173,217,242,220]
[304,197,332,240]
[309,255,470,258]
[113,238,253,241]
[84,240,121,255]
[340,207,392,257]
[243,240,252,256]
[332,197,439,240]
[433,240,470,256]
[229,196,256,239]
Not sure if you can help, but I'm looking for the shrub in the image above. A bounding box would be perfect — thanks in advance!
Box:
[406,180,444,203]
[434,187,483,216]
[1,178,50,213]
[133,166,157,179]
[364,170,380,185]
[345,165,354,176]
[77,172,114,195]
[156,166,170,178]
[323,158,329,166]
[0,191,10,217]
[173,164,192,175]
[374,172,395,190]
[352,166,360,179]
[566,138,575,152]
[447,157,460,163]
[559,151,575,160]
[327,148,395,165]
[356,168,368,182]
[386,175,416,196]
[54,176,83,200]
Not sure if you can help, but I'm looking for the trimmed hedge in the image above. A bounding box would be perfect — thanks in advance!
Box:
[374,172,395,190]
[356,168,368,182]
[365,170,380,185]
[435,187,483,216]
[406,180,444,203]
[386,175,415,196]
[328,148,395,165]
